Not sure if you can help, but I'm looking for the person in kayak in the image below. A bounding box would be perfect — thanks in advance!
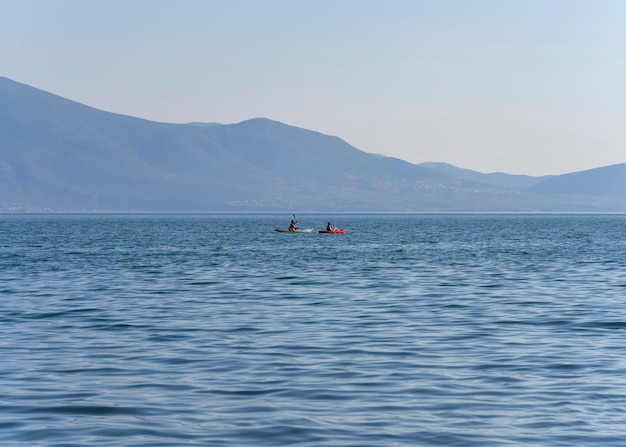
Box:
[289,218,298,231]
[326,222,338,232]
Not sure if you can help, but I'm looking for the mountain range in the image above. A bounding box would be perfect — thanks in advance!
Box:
[1,76,625,212]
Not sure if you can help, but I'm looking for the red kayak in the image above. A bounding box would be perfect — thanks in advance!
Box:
[319,229,347,234]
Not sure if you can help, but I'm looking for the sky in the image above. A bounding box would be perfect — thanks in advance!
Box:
[2,0,625,176]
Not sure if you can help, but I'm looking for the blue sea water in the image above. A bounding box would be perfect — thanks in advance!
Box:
[1,213,625,446]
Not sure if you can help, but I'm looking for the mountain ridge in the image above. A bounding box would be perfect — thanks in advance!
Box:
[1,77,625,212]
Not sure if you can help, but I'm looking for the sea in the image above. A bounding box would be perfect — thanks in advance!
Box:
[1,213,625,447]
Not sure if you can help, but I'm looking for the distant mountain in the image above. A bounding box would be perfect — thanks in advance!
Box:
[0,76,444,211]
[528,163,626,198]
[418,162,554,188]
[1,76,625,212]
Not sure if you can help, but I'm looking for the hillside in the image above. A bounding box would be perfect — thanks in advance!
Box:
[528,164,626,198]
[418,162,554,188]
[1,77,625,212]
[0,77,446,211]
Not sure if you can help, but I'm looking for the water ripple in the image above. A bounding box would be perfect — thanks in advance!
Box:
[1,214,626,446]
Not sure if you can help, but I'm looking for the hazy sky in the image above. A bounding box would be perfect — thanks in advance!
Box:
[2,0,625,175]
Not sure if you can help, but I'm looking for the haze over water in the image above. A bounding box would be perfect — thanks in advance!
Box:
[1,214,625,446]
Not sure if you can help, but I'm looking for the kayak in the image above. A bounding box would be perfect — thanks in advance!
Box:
[319,229,347,234]
[275,228,313,233]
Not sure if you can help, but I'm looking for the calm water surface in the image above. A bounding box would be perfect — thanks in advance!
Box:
[1,214,625,446]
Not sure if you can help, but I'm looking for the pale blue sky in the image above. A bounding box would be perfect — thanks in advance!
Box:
[2,0,625,175]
